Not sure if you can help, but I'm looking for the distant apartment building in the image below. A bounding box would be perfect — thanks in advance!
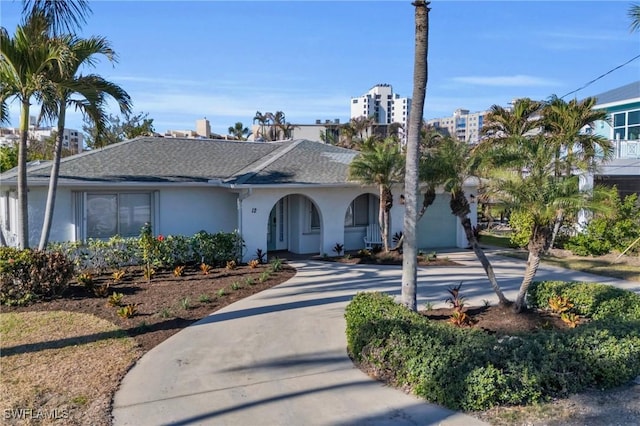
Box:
[165,118,223,139]
[350,84,411,141]
[425,108,488,144]
[0,118,83,154]
[589,81,640,197]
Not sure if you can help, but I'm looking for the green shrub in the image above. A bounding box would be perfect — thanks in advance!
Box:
[49,237,139,272]
[565,192,640,256]
[190,230,244,267]
[508,210,534,248]
[528,281,640,321]
[345,291,640,411]
[0,248,75,305]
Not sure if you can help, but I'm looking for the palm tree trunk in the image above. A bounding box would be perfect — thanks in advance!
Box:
[459,215,510,305]
[401,0,430,311]
[513,248,541,313]
[38,103,65,249]
[548,210,564,252]
[17,99,30,249]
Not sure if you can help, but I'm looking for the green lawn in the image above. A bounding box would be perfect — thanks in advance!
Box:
[479,231,515,249]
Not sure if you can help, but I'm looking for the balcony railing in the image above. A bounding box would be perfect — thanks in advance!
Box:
[612,139,640,159]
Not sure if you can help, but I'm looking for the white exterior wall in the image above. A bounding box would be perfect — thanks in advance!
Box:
[237,186,401,261]
[0,186,238,247]
[158,187,237,236]
[1,182,476,258]
[417,194,457,248]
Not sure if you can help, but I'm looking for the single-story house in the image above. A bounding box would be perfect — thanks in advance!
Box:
[0,137,477,261]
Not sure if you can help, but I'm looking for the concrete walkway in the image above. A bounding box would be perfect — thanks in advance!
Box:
[112,250,638,426]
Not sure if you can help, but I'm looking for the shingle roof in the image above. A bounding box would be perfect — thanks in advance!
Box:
[593,81,640,106]
[0,137,360,187]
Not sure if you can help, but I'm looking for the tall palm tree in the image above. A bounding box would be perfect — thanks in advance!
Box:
[425,136,509,305]
[0,13,70,248]
[483,135,591,312]
[253,111,268,140]
[228,122,249,141]
[349,138,404,253]
[37,35,132,249]
[401,1,430,311]
[543,95,612,249]
[544,96,612,177]
[23,0,91,35]
[266,111,286,141]
[481,98,544,146]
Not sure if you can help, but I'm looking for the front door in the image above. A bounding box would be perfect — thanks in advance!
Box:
[267,198,288,251]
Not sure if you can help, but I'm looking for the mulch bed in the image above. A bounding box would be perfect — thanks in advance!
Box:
[422,303,568,334]
[3,263,296,352]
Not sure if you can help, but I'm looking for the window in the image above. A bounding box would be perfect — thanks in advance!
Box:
[86,192,151,239]
[344,194,369,227]
[310,205,320,229]
[3,192,11,231]
[613,110,640,140]
[352,99,358,104]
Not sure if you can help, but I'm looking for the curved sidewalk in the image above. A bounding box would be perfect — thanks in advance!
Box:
[112,251,638,426]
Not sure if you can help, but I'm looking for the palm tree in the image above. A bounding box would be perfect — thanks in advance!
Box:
[425,136,509,305]
[629,3,640,32]
[349,138,404,253]
[338,122,357,148]
[253,111,268,140]
[23,0,91,35]
[228,122,249,141]
[0,13,70,248]
[401,0,430,311]
[350,115,373,141]
[266,111,286,141]
[484,135,591,312]
[481,98,544,146]
[543,95,612,249]
[37,34,132,249]
[281,122,296,139]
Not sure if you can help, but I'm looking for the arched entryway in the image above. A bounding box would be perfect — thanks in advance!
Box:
[342,193,379,251]
[266,194,323,256]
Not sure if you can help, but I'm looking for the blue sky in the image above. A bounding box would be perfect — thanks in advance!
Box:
[1,0,639,136]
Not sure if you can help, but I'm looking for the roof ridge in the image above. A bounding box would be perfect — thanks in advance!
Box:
[226,139,305,185]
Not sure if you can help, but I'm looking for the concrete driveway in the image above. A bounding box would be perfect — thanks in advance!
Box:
[112,250,638,426]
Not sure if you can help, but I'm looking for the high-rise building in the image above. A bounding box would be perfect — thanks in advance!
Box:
[425,108,488,144]
[350,84,411,141]
[0,120,83,154]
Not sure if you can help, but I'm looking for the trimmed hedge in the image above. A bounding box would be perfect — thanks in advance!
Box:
[49,230,245,272]
[528,281,640,321]
[345,291,640,411]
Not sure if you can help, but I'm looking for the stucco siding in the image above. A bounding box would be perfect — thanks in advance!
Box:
[159,188,237,236]
[417,194,457,248]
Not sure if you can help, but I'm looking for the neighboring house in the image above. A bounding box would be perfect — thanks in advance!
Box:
[0,137,477,260]
[590,81,640,198]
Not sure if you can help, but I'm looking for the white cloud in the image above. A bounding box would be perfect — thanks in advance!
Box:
[450,75,559,87]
